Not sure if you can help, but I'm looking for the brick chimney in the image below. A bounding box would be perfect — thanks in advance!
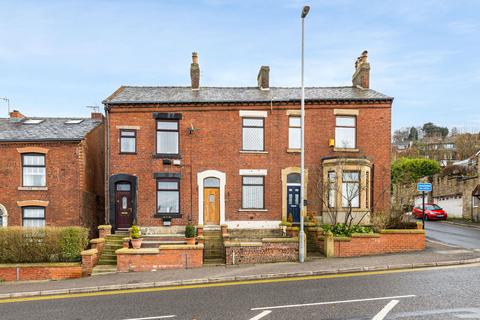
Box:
[352,50,370,89]
[190,52,200,90]
[91,112,104,121]
[257,66,270,90]
[9,110,25,119]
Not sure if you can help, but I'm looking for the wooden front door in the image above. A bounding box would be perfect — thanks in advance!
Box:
[204,187,220,225]
[115,182,133,229]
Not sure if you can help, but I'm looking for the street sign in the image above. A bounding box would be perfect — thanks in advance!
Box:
[417,182,432,192]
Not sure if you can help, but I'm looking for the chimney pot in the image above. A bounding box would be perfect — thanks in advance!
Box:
[190,52,200,90]
[352,50,370,89]
[9,110,25,119]
[257,66,270,90]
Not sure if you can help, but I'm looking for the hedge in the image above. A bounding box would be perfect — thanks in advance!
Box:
[0,227,89,263]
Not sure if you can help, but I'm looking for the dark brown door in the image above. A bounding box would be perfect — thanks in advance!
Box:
[115,182,133,229]
[204,187,220,225]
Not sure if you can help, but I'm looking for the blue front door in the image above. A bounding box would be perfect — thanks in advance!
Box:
[287,185,301,223]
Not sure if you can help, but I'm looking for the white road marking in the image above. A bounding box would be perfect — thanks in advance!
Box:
[426,239,461,248]
[251,294,415,311]
[372,300,399,320]
[120,315,176,320]
[248,310,272,320]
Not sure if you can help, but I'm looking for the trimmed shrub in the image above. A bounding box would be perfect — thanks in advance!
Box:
[185,224,195,238]
[321,224,373,237]
[0,227,89,263]
[129,225,141,239]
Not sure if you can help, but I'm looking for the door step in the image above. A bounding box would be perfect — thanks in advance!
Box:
[92,265,117,276]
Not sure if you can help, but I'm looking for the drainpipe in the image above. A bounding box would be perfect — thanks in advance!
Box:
[104,105,110,226]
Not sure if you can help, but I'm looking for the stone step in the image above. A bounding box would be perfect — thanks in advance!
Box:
[98,257,117,264]
[92,265,117,276]
[203,258,225,265]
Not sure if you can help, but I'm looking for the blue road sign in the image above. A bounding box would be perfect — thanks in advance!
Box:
[417,182,432,192]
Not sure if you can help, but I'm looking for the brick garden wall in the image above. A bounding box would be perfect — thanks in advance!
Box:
[108,101,391,227]
[0,264,82,282]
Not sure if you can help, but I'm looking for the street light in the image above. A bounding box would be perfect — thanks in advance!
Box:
[299,5,310,263]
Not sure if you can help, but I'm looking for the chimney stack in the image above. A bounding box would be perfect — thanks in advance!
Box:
[91,112,104,121]
[190,52,200,90]
[257,66,270,90]
[352,50,370,89]
[9,110,25,119]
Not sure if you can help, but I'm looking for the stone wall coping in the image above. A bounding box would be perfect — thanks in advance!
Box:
[98,225,112,230]
[197,235,204,240]
[116,248,159,255]
[90,238,105,244]
[159,244,204,250]
[333,236,352,242]
[350,233,381,238]
[224,241,263,247]
[0,262,80,268]
[380,229,425,234]
[80,249,98,256]
[261,237,298,243]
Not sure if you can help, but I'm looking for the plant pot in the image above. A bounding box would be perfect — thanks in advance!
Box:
[131,238,143,249]
[185,237,196,245]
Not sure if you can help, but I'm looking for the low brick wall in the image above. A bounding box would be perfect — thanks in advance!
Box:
[225,238,299,265]
[317,230,425,257]
[0,263,82,282]
[81,248,99,276]
[116,244,203,272]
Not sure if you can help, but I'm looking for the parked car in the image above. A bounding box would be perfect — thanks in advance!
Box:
[412,203,448,220]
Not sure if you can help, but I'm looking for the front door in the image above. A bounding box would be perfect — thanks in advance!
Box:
[115,182,133,229]
[204,187,220,225]
[287,185,301,223]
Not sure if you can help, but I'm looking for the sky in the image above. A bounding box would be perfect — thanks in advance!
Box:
[1,0,479,131]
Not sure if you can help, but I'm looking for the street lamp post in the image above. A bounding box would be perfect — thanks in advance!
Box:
[299,5,310,263]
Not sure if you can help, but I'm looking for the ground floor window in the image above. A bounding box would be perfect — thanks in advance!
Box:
[22,207,45,228]
[242,176,264,209]
[157,179,180,214]
[342,171,360,208]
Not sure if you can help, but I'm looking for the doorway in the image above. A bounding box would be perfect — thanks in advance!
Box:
[203,177,220,225]
[115,182,133,229]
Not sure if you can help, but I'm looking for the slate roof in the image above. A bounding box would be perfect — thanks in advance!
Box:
[0,117,102,142]
[104,86,392,105]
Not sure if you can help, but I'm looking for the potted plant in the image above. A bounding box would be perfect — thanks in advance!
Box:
[130,225,142,249]
[185,223,196,245]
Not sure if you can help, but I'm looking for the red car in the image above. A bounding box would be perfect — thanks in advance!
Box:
[412,203,448,220]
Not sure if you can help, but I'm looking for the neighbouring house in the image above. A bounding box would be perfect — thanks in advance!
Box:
[0,111,105,233]
[102,50,393,240]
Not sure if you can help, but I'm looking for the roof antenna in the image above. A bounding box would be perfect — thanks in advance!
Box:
[0,97,10,116]
[86,105,100,113]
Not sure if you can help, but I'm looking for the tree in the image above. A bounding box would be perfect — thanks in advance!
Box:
[422,122,449,138]
[392,128,410,144]
[391,158,441,185]
[454,133,480,159]
[408,127,419,141]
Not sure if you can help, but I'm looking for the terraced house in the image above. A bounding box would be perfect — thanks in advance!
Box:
[103,51,393,259]
[0,111,105,232]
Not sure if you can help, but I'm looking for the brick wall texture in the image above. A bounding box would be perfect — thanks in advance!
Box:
[225,242,299,265]
[0,265,82,281]
[116,248,203,272]
[108,101,391,226]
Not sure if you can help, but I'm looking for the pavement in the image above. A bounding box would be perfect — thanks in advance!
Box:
[1,261,480,319]
[1,239,480,300]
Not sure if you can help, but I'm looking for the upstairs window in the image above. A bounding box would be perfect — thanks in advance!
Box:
[342,171,360,208]
[22,207,45,228]
[288,116,301,149]
[242,118,264,151]
[156,120,179,155]
[120,129,136,153]
[156,179,180,214]
[242,176,264,209]
[22,154,46,187]
[335,116,356,149]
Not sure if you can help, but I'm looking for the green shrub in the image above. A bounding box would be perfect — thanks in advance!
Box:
[321,224,373,237]
[0,227,89,263]
[185,224,195,238]
[129,225,141,239]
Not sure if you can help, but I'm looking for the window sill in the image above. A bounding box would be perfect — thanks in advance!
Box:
[153,213,182,219]
[152,154,182,159]
[18,186,48,191]
[287,148,301,153]
[238,209,268,212]
[119,152,137,155]
[333,148,359,153]
[239,151,268,154]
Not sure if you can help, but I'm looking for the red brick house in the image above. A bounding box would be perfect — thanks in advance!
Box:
[0,111,105,232]
[103,51,392,234]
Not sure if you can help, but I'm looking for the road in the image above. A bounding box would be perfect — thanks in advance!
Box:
[425,221,480,249]
[1,264,480,320]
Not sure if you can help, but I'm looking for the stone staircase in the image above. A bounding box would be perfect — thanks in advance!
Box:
[203,230,225,265]
[92,232,126,276]
[228,228,285,242]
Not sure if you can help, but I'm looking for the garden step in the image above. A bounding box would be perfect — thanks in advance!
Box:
[98,259,117,265]
[203,258,225,265]
[91,265,117,276]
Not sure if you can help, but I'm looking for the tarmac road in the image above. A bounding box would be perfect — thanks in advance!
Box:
[424,220,480,249]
